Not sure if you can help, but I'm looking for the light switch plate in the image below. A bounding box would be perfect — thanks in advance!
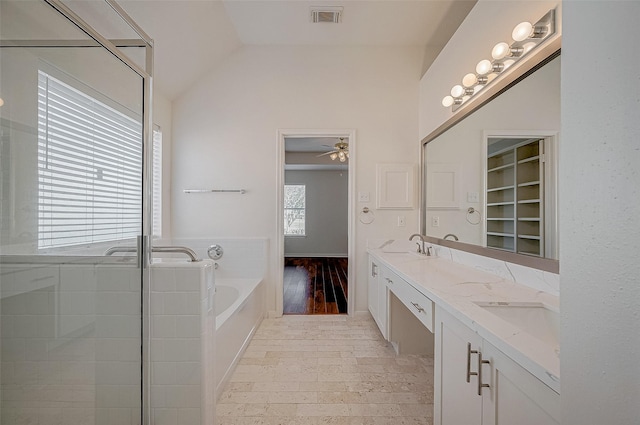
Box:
[358,191,370,202]
[467,192,479,203]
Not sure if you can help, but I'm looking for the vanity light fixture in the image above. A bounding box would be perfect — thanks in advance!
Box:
[442,9,555,112]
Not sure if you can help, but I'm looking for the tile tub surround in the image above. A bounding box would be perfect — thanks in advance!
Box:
[167,238,268,280]
[368,248,560,393]
[215,278,265,400]
[150,259,216,425]
[216,315,434,425]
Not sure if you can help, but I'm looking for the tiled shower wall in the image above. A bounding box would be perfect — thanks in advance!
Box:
[0,261,141,425]
[150,260,215,425]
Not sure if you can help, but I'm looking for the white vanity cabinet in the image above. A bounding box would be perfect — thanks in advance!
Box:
[435,306,560,425]
[368,257,387,338]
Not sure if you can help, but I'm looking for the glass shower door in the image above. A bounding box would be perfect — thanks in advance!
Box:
[0,0,151,423]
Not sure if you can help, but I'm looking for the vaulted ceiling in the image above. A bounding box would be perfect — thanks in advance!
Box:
[119,0,476,100]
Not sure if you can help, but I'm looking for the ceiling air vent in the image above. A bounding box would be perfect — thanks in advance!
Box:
[310,6,343,23]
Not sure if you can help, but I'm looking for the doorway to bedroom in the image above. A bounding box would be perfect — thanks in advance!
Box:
[282,135,350,314]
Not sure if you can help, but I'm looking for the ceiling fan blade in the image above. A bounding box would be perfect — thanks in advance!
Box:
[316,151,336,157]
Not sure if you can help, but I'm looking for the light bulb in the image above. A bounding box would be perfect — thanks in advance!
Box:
[476,59,493,75]
[450,85,464,98]
[0,98,4,107]
[522,41,536,54]
[329,152,338,160]
[462,73,477,88]
[512,21,533,42]
[442,96,454,108]
[503,59,515,70]
[338,151,346,162]
[491,42,510,60]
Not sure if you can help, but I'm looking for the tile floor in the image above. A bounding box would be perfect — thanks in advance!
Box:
[216,314,434,425]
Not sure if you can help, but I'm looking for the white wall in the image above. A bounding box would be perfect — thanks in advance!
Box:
[560,1,640,423]
[284,170,348,257]
[171,45,422,314]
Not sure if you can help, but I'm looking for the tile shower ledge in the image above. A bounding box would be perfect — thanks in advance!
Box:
[368,248,560,394]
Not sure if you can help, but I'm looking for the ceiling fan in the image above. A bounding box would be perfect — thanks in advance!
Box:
[317,138,349,162]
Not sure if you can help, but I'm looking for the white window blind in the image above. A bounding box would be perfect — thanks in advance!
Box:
[284,184,305,236]
[37,70,142,249]
[152,127,162,238]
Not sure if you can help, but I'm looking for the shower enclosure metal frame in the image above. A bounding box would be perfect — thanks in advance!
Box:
[1,0,154,422]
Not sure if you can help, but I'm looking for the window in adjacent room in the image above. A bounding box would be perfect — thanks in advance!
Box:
[284,184,306,236]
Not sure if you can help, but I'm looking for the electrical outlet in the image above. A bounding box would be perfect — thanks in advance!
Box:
[397,216,406,227]
[432,216,440,227]
[358,191,370,202]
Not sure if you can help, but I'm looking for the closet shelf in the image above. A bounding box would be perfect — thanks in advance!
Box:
[488,163,515,173]
[487,185,514,192]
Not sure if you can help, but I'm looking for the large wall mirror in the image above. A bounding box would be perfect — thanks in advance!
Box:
[421,51,560,272]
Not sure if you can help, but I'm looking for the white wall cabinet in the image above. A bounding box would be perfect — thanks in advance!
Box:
[435,306,559,425]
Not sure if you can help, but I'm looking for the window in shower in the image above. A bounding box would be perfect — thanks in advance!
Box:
[37,69,142,249]
[284,184,306,236]
[152,126,162,238]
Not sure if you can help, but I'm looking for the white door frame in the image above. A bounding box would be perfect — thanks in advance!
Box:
[276,129,357,317]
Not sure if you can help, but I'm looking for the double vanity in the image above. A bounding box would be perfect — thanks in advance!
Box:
[368,243,560,425]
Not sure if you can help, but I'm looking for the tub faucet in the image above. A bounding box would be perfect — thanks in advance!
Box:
[443,233,459,241]
[409,233,431,255]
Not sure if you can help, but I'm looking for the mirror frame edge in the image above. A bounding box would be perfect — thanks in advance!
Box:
[419,38,562,275]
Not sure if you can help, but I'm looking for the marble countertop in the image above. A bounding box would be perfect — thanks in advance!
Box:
[368,248,560,394]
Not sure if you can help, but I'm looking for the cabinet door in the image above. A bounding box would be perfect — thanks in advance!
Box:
[377,267,388,339]
[434,307,483,425]
[481,341,560,425]
[367,257,380,329]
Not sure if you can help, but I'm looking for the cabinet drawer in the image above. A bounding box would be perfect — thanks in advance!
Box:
[385,269,434,332]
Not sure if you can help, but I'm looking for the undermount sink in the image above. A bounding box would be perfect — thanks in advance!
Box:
[474,301,559,348]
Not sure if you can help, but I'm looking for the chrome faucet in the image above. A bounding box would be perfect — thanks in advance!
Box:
[443,233,459,241]
[409,233,431,256]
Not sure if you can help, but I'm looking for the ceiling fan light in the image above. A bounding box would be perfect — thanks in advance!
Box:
[329,152,338,160]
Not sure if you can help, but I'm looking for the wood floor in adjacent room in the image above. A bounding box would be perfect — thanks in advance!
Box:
[216,314,434,425]
[283,257,348,314]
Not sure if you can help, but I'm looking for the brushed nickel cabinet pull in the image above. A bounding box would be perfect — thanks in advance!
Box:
[477,351,491,395]
[371,263,378,277]
[466,342,478,383]
[411,302,425,313]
